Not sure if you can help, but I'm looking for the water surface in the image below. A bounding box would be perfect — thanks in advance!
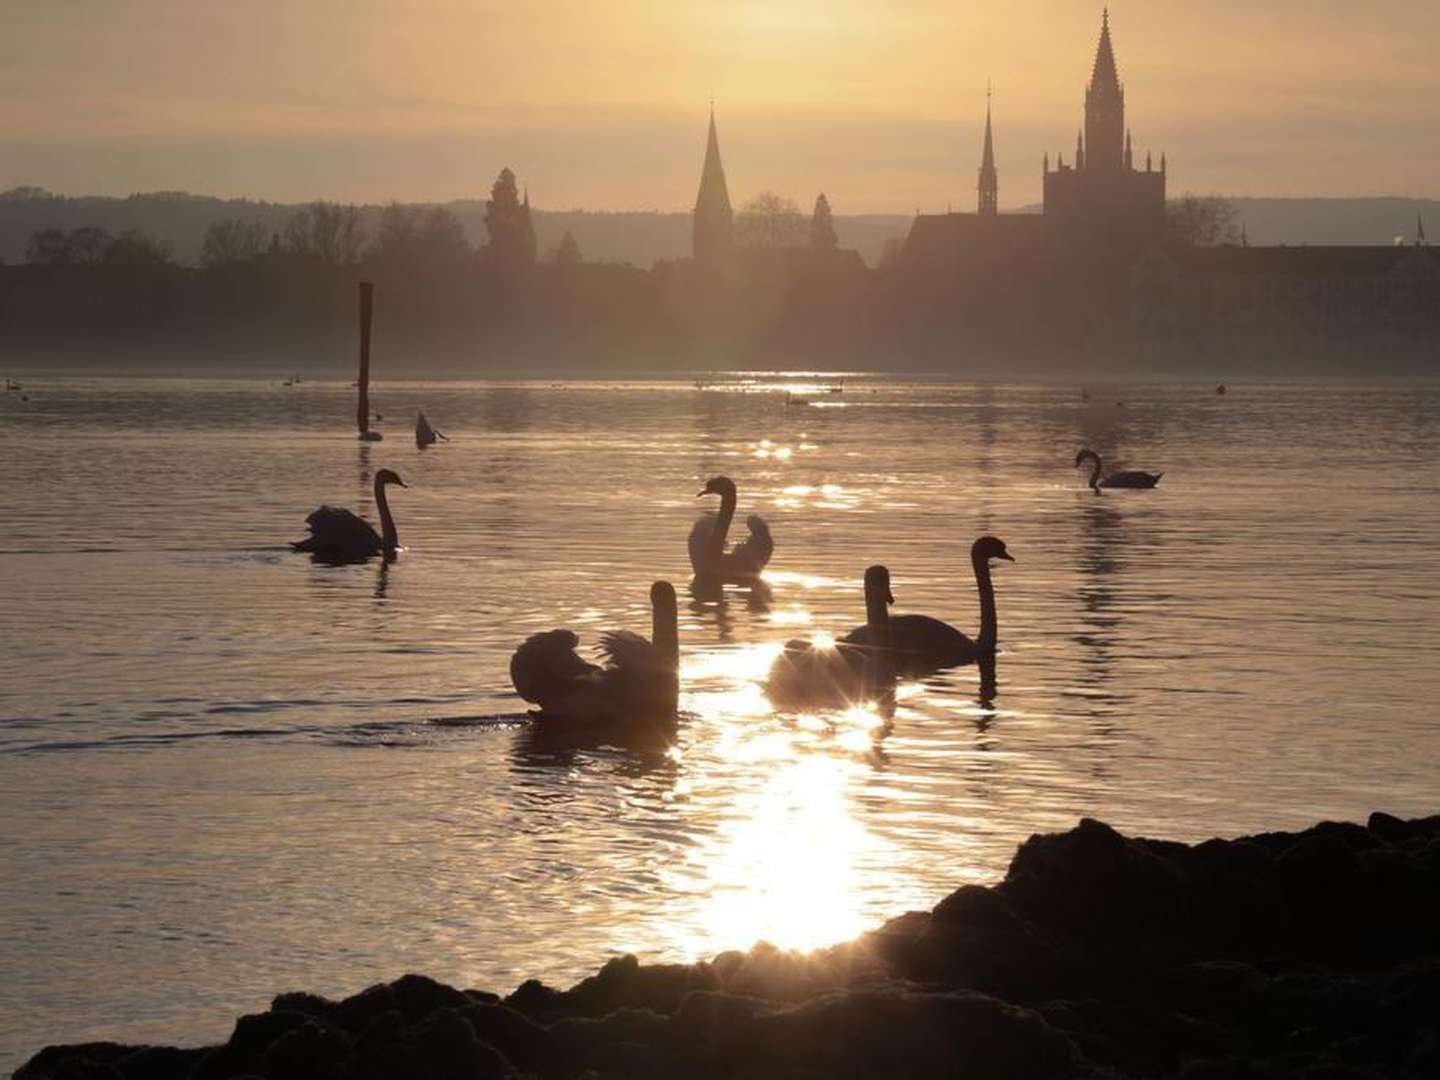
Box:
[2,375,1438,1067]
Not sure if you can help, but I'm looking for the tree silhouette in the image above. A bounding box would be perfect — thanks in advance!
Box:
[554,230,582,266]
[810,194,838,250]
[1167,194,1241,247]
[736,192,806,249]
[283,202,366,265]
[485,168,536,269]
[200,219,267,267]
[374,203,469,265]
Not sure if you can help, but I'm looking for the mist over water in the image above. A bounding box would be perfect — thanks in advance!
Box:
[2,375,1438,1067]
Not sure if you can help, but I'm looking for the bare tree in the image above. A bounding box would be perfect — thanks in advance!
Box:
[736,192,807,248]
[284,201,366,265]
[1167,194,1241,247]
[201,219,267,267]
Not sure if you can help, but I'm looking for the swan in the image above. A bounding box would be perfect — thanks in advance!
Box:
[415,411,448,449]
[510,581,680,725]
[765,565,894,709]
[292,468,407,562]
[841,537,1013,675]
[689,477,774,589]
[1075,449,1163,490]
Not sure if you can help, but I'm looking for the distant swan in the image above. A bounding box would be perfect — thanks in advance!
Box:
[1075,449,1163,490]
[689,476,774,590]
[510,582,680,725]
[765,565,894,709]
[841,537,1013,675]
[292,468,406,562]
[415,411,448,449]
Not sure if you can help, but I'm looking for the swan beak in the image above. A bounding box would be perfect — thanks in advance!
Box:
[998,552,1014,562]
[887,591,895,604]
[695,489,707,497]
[396,478,408,488]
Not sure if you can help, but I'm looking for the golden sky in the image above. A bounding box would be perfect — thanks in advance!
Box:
[3,1,1437,211]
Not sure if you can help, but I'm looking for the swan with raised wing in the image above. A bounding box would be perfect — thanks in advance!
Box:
[765,565,894,709]
[689,476,774,590]
[841,537,1013,676]
[1075,449,1163,490]
[510,581,680,725]
[292,468,406,562]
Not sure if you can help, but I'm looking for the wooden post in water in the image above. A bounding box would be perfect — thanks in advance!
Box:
[356,281,382,441]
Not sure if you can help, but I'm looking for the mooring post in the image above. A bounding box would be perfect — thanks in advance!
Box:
[357,281,378,440]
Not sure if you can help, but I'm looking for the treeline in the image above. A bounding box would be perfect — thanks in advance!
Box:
[0,170,882,370]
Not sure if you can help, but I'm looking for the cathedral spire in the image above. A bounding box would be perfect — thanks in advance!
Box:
[1084,8,1126,172]
[978,84,998,215]
[693,104,734,264]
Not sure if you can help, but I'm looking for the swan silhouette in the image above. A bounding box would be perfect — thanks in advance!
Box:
[765,565,894,709]
[415,411,448,449]
[1075,449,1163,490]
[841,537,1013,675]
[510,581,680,725]
[292,468,406,562]
[689,477,774,590]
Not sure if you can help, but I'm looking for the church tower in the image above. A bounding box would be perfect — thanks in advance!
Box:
[1084,9,1125,172]
[693,105,734,264]
[977,89,998,215]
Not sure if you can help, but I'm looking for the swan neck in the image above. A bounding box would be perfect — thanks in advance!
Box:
[865,591,890,649]
[1088,454,1102,488]
[653,604,679,666]
[375,478,398,554]
[974,552,998,652]
[709,489,737,563]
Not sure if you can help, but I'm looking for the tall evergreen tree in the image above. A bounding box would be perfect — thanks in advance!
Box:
[810,193,838,250]
[485,168,535,269]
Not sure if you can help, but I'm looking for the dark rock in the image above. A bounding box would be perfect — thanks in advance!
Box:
[191,1009,312,1079]
[115,1046,210,1080]
[260,1018,351,1080]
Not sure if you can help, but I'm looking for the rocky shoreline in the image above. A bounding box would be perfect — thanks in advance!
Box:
[17,811,1440,1079]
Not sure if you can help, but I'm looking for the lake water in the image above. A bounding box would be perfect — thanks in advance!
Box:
[2,374,1438,1068]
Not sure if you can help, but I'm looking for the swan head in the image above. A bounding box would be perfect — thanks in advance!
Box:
[972,536,1014,564]
[697,476,737,499]
[1074,449,1099,468]
[650,580,678,616]
[864,564,895,606]
[375,469,407,489]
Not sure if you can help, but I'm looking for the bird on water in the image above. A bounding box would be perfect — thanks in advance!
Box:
[841,537,1013,676]
[689,476,774,594]
[292,468,407,562]
[765,565,895,710]
[510,582,680,726]
[1075,449,1163,490]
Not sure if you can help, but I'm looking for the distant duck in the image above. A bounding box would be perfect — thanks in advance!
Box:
[292,468,407,562]
[510,581,679,725]
[765,565,894,709]
[841,537,1013,676]
[689,477,774,592]
[4,380,20,392]
[415,411,448,449]
[1080,387,1090,401]
[785,392,810,408]
[1217,383,1227,395]
[1075,449,1163,491]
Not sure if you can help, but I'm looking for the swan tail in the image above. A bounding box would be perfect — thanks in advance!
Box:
[688,513,717,574]
[510,629,600,705]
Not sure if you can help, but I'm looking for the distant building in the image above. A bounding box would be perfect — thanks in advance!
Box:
[903,8,1165,273]
[1042,8,1166,246]
[693,106,734,265]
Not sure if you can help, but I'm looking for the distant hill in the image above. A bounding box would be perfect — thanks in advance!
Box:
[1,188,1434,268]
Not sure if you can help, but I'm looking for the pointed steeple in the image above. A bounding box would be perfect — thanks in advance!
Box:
[1043,151,1050,174]
[1091,8,1121,95]
[1084,8,1126,172]
[978,84,998,215]
[1419,211,1427,245]
[1076,130,1085,171]
[1125,129,1134,170]
[1241,221,1249,248]
[693,103,734,264]
[1146,150,1152,172]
